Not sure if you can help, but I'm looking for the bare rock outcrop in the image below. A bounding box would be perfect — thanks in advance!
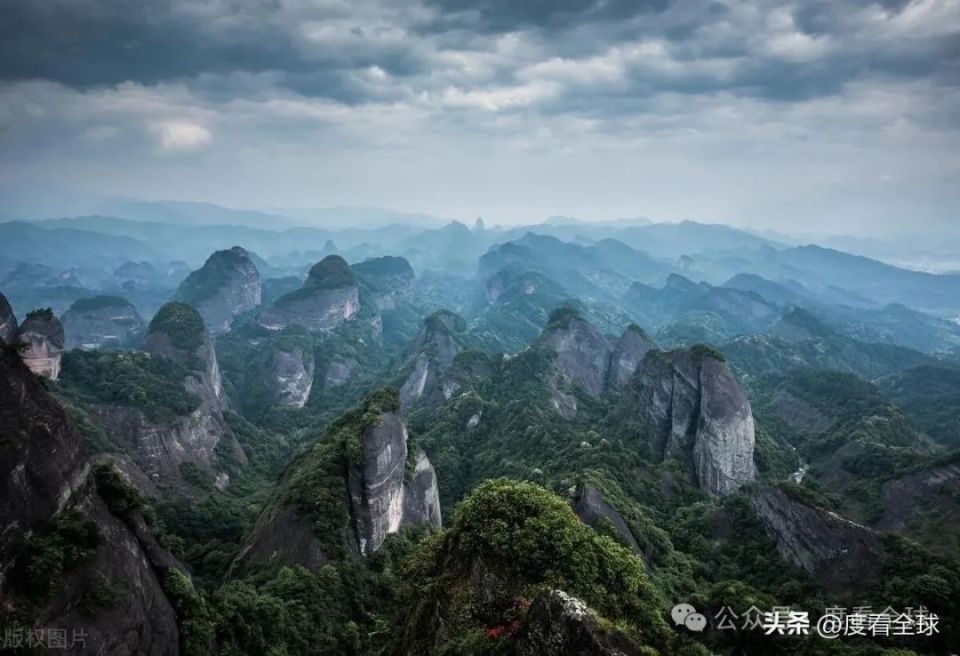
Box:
[235,392,441,573]
[607,324,656,388]
[17,308,65,380]
[0,291,17,344]
[748,485,887,593]
[573,486,641,555]
[272,346,315,408]
[399,311,465,410]
[258,255,359,332]
[90,302,244,495]
[625,346,756,496]
[175,246,261,334]
[61,295,145,350]
[349,412,442,555]
[539,308,612,398]
[0,349,181,655]
[516,590,645,656]
[352,255,416,310]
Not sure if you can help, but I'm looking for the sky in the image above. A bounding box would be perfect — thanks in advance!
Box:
[0,0,958,234]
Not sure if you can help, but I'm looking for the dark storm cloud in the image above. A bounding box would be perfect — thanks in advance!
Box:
[0,0,436,104]
[0,1,298,85]
[419,0,669,32]
[0,0,957,233]
[1,0,957,108]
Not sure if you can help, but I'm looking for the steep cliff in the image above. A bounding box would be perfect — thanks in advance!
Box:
[257,255,359,332]
[389,479,668,656]
[748,485,888,593]
[0,349,181,655]
[174,246,262,334]
[0,291,17,344]
[79,302,243,494]
[235,390,441,572]
[61,295,146,350]
[272,346,314,408]
[17,308,65,380]
[573,485,641,555]
[624,346,756,496]
[352,255,416,310]
[348,412,442,555]
[607,324,656,388]
[538,308,612,398]
[398,311,465,410]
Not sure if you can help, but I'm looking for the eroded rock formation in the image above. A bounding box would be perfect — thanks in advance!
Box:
[349,412,442,555]
[92,302,244,494]
[17,308,65,380]
[399,311,464,410]
[625,347,757,496]
[352,255,416,310]
[175,246,261,334]
[0,349,181,655]
[61,295,145,350]
[749,485,887,593]
[0,291,17,344]
[258,255,359,332]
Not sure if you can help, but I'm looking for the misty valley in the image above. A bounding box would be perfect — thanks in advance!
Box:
[1,211,959,655]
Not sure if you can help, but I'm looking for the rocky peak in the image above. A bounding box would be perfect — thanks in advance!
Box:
[352,255,415,310]
[625,345,756,496]
[608,324,656,388]
[271,327,315,408]
[96,301,245,493]
[0,349,181,654]
[61,295,145,350]
[349,411,442,555]
[17,308,65,380]
[400,311,465,410]
[236,391,441,572]
[257,254,360,332]
[146,302,217,380]
[0,291,18,344]
[175,245,262,334]
[538,307,612,398]
[748,485,887,593]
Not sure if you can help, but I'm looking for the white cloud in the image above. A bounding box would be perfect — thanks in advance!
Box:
[150,121,213,152]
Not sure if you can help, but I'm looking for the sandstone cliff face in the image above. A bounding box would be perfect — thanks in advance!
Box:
[873,462,960,557]
[539,311,612,398]
[516,590,645,656]
[607,325,656,388]
[93,302,243,495]
[175,246,262,335]
[573,486,641,555]
[537,312,660,408]
[399,311,464,410]
[236,402,441,572]
[61,295,146,350]
[17,309,65,380]
[626,348,756,496]
[258,255,359,332]
[349,413,442,555]
[0,350,181,655]
[272,347,314,408]
[352,256,416,310]
[0,291,17,344]
[749,485,887,593]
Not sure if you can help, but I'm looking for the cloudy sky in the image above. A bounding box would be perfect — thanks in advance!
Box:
[0,0,958,233]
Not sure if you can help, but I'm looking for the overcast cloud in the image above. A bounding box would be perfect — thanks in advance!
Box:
[0,0,957,233]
